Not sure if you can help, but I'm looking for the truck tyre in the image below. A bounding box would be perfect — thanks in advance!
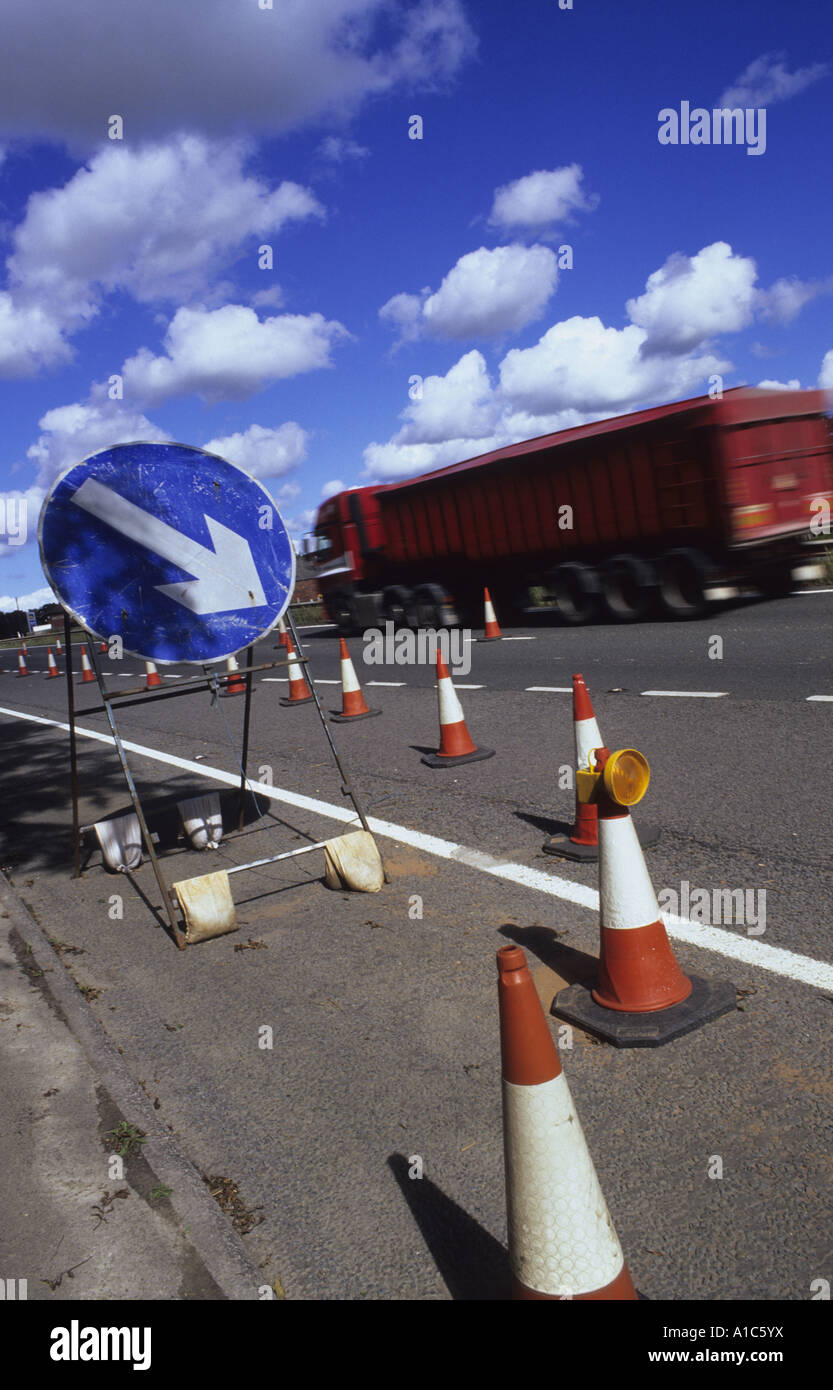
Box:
[550,562,601,625]
[382,586,416,631]
[329,590,357,634]
[758,564,794,598]
[414,583,456,629]
[657,548,714,618]
[600,554,658,622]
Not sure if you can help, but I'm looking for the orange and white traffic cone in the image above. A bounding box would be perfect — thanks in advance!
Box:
[276,616,289,650]
[279,638,313,706]
[543,674,660,861]
[222,655,247,697]
[330,638,380,722]
[497,944,638,1300]
[551,746,735,1045]
[144,661,162,689]
[56,637,62,654]
[79,647,96,683]
[421,653,494,766]
[481,587,503,641]
[16,648,29,677]
[99,641,108,655]
[45,647,60,678]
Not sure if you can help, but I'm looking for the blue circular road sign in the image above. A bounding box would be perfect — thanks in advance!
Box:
[39,441,296,664]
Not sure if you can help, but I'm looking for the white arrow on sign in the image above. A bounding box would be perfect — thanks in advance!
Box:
[71,476,268,614]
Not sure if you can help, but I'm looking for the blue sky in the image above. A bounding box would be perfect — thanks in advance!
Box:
[1,0,830,609]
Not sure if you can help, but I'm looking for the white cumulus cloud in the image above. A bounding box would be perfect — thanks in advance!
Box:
[121,304,350,405]
[819,350,833,391]
[488,165,598,236]
[201,422,309,480]
[26,401,171,488]
[381,244,557,344]
[626,242,758,355]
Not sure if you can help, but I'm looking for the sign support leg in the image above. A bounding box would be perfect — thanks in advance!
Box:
[237,643,254,831]
[86,642,188,951]
[285,610,391,884]
[64,613,82,879]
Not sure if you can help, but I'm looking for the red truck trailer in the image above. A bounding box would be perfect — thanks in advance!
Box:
[303,387,833,630]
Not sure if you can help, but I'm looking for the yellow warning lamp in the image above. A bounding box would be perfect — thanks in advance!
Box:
[576,747,651,806]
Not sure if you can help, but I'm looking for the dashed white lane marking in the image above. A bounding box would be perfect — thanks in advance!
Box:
[640,690,728,698]
[261,678,288,682]
[807,695,833,702]
[525,686,573,693]
[499,636,536,641]
[433,683,484,689]
[365,681,406,687]
[4,703,832,993]
[792,587,833,595]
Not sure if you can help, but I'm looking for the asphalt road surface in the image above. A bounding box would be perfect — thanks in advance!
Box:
[1,589,832,1301]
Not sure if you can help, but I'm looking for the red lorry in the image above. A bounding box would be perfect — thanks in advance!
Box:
[302,387,833,630]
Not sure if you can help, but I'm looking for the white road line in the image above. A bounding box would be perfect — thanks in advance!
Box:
[792,588,833,595]
[641,690,728,698]
[807,695,833,702]
[501,636,536,641]
[308,679,341,685]
[434,683,484,689]
[365,681,406,687]
[526,686,573,693]
[4,704,833,992]
[261,678,288,682]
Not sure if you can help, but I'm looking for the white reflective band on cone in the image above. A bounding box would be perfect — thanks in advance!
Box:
[288,656,304,682]
[504,1072,625,1297]
[341,657,360,693]
[485,598,497,622]
[575,714,603,770]
[599,813,660,930]
[438,676,465,725]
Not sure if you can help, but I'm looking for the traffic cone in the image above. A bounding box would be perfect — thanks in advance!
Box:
[45,647,60,678]
[79,648,96,683]
[279,639,313,706]
[497,944,638,1300]
[330,638,381,722]
[543,674,660,860]
[421,654,494,766]
[144,661,162,689]
[551,747,736,1046]
[276,616,289,650]
[481,587,503,641]
[16,648,29,677]
[99,641,108,655]
[56,637,62,653]
[222,655,247,697]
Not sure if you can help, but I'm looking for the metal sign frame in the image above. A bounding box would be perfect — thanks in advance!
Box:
[63,608,383,950]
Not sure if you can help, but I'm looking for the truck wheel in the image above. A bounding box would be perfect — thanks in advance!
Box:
[382,586,416,630]
[600,554,658,622]
[550,562,601,624]
[414,583,457,629]
[329,591,357,634]
[758,565,794,598]
[657,548,714,618]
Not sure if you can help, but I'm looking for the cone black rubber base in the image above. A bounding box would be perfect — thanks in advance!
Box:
[550,973,736,1047]
[541,821,661,861]
[279,695,314,707]
[329,707,382,722]
[421,746,495,767]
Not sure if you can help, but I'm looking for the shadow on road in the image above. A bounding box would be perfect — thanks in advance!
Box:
[387,1153,510,1300]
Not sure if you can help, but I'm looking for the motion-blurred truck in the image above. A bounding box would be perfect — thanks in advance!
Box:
[302,387,833,629]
